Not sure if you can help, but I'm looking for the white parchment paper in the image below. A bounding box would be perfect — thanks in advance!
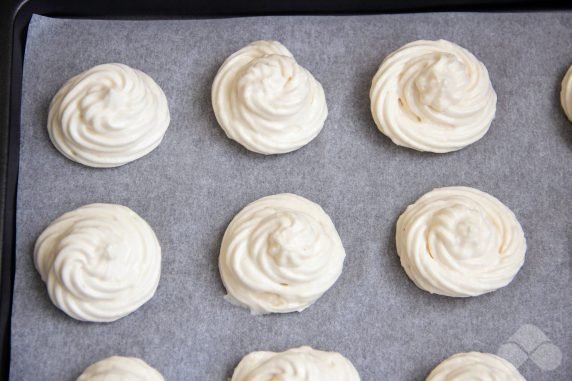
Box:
[11,13,572,380]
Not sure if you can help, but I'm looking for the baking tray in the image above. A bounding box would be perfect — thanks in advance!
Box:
[1,1,570,380]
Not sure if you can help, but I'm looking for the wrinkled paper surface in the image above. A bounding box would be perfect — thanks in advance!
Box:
[11,13,572,380]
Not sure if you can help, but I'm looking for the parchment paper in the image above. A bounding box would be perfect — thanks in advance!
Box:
[11,13,572,380]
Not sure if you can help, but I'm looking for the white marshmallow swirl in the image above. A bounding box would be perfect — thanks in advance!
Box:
[77,356,165,381]
[426,352,526,381]
[561,65,572,121]
[212,40,328,154]
[231,346,361,381]
[396,187,526,297]
[34,203,161,322]
[370,40,497,152]
[48,63,170,167]
[219,193,345,314]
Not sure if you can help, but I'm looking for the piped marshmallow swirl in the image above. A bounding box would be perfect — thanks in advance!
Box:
[370,40,497,152]
[219,193,345,314]
[48,63,170,167]
[76,356,165,381]
[561,65,572,121]
[231,346,361,381]
[212,40,328,154]
[426,352,526,381]
[396,187,526,297]
[34,204,161,322]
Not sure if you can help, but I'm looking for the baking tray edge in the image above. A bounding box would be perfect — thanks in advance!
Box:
[1,0,570,379]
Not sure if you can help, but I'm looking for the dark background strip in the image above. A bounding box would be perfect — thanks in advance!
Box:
[0,0,569,380]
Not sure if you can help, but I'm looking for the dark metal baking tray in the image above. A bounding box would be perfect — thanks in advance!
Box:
[0,1,569,379]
